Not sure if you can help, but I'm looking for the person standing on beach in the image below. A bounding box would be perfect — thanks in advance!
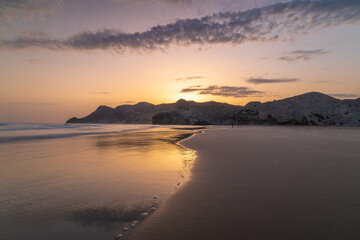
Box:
[231,113,237,128]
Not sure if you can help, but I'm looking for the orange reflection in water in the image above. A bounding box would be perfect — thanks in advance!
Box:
[0,127,199,240]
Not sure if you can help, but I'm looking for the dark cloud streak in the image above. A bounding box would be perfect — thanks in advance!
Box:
[181,85,262,97]
[247,78,299,84]
[279,49,329,62]
[176,76,204,81]
[1,0,359,52]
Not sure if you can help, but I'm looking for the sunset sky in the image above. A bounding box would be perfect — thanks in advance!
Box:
[0,0,359,123]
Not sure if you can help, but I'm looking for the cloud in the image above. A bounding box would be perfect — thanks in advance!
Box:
[1,0,359,52]
[279,49,329,62]
[176,76,204,81]
[247,78,299,84]
[330,93,359,99]
[181,85,262,97]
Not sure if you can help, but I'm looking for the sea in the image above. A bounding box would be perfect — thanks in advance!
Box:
[0,123,197,240]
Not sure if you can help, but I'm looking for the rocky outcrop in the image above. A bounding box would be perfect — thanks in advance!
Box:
[238,92,360,126]
[66,92,360,126]
[67,105,120,123]
[67,99,239,125]
[152,111,189,125]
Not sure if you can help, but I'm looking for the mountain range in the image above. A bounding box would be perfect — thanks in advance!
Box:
[66,92,360,126]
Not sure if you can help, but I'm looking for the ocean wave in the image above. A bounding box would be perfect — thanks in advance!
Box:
[0,123,102,132]
[0,124,158,144]
[0,123,16,126]
[0,131,117,143]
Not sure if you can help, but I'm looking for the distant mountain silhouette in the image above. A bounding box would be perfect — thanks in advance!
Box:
[66,92,360,126]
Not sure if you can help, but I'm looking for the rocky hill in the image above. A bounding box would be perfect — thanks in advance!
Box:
[66,92,360,126]
[240,92,360,126]
[67,99,239,125]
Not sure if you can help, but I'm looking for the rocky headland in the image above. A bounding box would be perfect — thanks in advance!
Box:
[66,92,360,126]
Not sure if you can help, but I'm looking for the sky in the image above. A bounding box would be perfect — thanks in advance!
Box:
[0,0,359,123]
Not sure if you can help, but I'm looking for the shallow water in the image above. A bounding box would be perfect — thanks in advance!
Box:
[0,124,197,240]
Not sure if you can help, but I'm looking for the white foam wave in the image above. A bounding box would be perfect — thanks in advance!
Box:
[0,124,158,144]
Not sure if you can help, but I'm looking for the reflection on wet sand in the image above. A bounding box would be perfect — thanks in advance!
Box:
[0,126,202,240]
[68,205,156,231]
[94,128,202,149]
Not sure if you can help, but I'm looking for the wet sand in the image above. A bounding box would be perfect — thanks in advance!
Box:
[128,126,360,240]
[0,125,200,240]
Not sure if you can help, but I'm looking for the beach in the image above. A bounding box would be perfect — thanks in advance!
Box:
[128,126,360,240]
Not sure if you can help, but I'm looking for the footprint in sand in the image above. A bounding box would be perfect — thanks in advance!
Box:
[115,233,123,239]
[130,220,139,228]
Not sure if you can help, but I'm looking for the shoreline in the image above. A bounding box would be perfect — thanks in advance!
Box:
[112,127,204,239]
[127,126,360,240]
[0,124,205,240]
